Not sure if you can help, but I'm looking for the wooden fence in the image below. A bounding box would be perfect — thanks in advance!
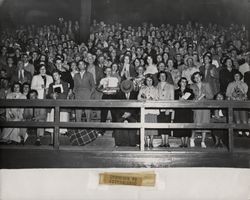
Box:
[0,99,249,152]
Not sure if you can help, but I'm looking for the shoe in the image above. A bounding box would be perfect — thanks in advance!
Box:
[149,143,153,148]
[6,140,12,144]
[179,144,184,148]
[190,138,195,147]
[238,131,243,137]
[164,143,170,148]
[159,144,165,147]
[184,144,188,148]
[12,141,19,145]
[201,142,206,148]
[245,132,250,137]
[35,139,41,146]
[20,139,25,145]
[23,133,29,142]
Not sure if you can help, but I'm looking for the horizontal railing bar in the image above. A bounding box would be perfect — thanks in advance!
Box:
[0,99,250,109]
[0,122,140,128]
[144,123,231,129]
[0,121,248,129]
[233,124,250,129]
[0,99,142,108]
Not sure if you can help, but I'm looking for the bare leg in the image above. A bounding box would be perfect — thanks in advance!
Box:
[165,134,169,145]
[201,132,207,148]
[76,109,82,122]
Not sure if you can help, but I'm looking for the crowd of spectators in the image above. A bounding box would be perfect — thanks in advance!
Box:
[0,18,249,148]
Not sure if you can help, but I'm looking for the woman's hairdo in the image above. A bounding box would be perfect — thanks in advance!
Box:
[144,74,155,85]
[177,77,188,87]
[191,71,202,83]
[233,71,243,80]
[157,71,168,81]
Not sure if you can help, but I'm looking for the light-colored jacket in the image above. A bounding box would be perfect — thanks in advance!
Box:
[31,74,53,99]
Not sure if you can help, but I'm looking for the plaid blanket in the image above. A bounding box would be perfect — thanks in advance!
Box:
[67,129,99,146]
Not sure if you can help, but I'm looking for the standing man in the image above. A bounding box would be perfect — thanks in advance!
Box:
[73,60,95,122]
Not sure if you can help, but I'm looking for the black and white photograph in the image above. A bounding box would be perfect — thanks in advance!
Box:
[0,0,250,199]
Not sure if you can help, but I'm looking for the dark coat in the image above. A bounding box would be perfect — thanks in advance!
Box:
[11,69,32,85]
[115,90,139,121]
[244,71,250,100]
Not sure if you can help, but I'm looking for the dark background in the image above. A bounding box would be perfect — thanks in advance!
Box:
[0,0,249,28]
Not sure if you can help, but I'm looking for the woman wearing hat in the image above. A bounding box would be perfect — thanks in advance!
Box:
[138,74,159,148]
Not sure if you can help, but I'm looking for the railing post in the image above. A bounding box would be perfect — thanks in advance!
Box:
[140,103,145,151]
[54,106,60,150]
[228,107,234,152]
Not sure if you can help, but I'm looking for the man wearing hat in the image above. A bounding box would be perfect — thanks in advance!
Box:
[113,80,139,146]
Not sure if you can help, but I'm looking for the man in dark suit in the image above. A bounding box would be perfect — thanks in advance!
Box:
[113,80,139,147]
[11,60,32,85]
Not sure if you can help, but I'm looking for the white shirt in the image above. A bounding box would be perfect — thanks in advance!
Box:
[100,76,119,94]
[80,71,85,79]
[144,64,158,75]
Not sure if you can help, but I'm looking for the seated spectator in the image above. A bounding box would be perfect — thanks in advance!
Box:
[0,77,11,121]
[133,65,145,91]
[69,61,79,79]
[22,53,35,76]
[23,90,47,145]
[144,55,158,86]
[11,59,32,85]
[4,56,16,78]
[111,62,121,83]
[182,56,199,85]
[21,82,30,97]
[0,68,8,79]
[119,54,136,80]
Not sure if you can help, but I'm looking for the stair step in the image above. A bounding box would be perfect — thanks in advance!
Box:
[23,130,250,149]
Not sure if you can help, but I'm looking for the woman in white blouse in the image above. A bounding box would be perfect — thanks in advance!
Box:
[144,55,158,86]
[138,74,159,148]
[31,65,53,99]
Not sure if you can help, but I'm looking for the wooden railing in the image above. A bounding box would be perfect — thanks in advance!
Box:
[0,99,249,152]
